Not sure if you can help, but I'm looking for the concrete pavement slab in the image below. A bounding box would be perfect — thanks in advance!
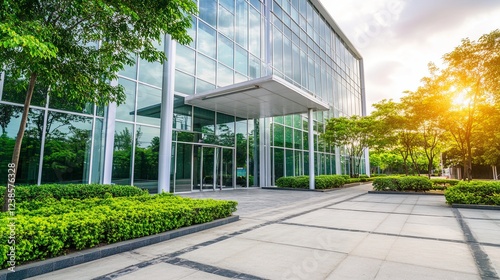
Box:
[483,245,500,277]
[374,261,479,280]
[325,255,383,280]
[386,237,477,274]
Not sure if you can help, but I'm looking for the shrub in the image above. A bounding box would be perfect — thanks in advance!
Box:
[0,193,237,268]
[430,179,460,190]
[0,184,148,207]
[372,177,400,191]
[372,176,432,192]
[276,175,346,189]
[444,181,500,205]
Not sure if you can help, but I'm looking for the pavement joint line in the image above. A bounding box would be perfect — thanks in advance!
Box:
[452,208,499,279]
[92,192,367,280]
[279,222,467,245]
[350,200,447,208]
[164,258,266,280]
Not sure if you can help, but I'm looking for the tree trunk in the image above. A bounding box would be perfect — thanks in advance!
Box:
[2,73,37,212]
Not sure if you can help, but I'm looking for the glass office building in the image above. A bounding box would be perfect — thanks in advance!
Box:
[0,0,367,193]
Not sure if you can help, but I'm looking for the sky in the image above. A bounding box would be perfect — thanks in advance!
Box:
[320,0,500,114]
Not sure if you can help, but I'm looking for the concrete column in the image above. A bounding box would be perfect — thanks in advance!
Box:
[158,35,176,193]
[308,109,315,190]
[364,148,370,176]
[259,117,271,187]
[102,99,117,184]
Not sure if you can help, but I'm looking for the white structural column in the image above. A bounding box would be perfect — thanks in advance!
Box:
[364,149,371,177]
[158,35,176,193]
[359,59,370,176]
[308,108,315,190]
[259,117,271,187]
[335,147,341,175]
[102,101,117,184]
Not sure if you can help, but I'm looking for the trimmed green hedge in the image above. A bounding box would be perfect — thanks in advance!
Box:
[444,181,500,205]
[276,175,346,189]
[0,184,148,206]
[372,176,432,192]
[0,185,237,269]
[430,179,460,190]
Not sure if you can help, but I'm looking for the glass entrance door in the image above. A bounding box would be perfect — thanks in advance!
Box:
[216,148,234,189]
[193,145,216,191]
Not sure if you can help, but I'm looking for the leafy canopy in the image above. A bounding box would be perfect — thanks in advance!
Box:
[0,0,198,107]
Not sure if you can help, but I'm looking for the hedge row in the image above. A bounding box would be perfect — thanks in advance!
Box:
[430,179,460,190]
[0,193,237,268]
[276,175,346,189]
[0,184,148,206]
[372,176,433,192]
[444,181,500,205]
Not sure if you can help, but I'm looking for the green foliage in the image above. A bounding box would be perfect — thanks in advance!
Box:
[430,179,460,190]
[444,181,500,205]
[0,192,237,268]
[0,184,148,207]
[276,175,346,189]
[372,176,432,192]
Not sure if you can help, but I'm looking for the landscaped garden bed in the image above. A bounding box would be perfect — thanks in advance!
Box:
[0,184,237,269]
[276,175,349,190]
[444,181,500,206]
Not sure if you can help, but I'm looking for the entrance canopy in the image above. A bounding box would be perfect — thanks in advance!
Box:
[184,75,329,119]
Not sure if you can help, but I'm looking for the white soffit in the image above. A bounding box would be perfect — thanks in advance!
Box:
[184,75,329,119]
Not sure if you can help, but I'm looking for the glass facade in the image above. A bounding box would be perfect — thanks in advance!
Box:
[0,0,366,192]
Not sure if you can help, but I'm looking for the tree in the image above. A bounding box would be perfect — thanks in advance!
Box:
[439,30,500,181]
[1,0,197,211]
[402,64,448,178]
[322,115,374,177]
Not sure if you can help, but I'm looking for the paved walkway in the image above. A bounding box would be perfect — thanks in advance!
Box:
[29,184,500,280]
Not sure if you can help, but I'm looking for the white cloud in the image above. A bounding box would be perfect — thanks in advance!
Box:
[321,0,500,113]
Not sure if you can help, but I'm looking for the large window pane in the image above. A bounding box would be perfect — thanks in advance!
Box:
[249,7,261,58]
[0,105,41,184]
[286,149,294,176]
[193,107,215,141]
[199,0,216,27]
[134,125,159,193]
[197,54,216,84]
[198,22,216,59]
[196,79,215,94]
[42,112,92,184]
[218,63,233,87]
[176,45,196,75]
[116,78,136,121]
[273,124,284,147]
[1,72,46,107]
[273,148,284,182]
[173,95,192,131]
[175,71,195,95]
[138,59,162,88]
[236,1,248,48]
[218,35,234,68]
[136,84,161,126]
[217,113,234,147]
[112,122,133,185]
[235,46,248,75]
[119,54,137,79]
[218,5,234,40]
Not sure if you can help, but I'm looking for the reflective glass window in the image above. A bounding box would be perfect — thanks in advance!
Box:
[196,79,215,94]
[197,54,216,84]
[175,71,195,95]
[176,45,196,75]
[136,84,161,126]
[112,121,133,185]
[199,0,216,27]
[173,95,192,131]
[218,5,234,40]
[42,112,92,184]
[218,35,234,68]
[119,54,137,79]
[0,105,41,184]
[235,46,248,75]
[138,53,163,88]
[218,63,233,87]
[116,78,136,121]
[198,22,216,59]
[134,125,159,193]
[236,1,248,48]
